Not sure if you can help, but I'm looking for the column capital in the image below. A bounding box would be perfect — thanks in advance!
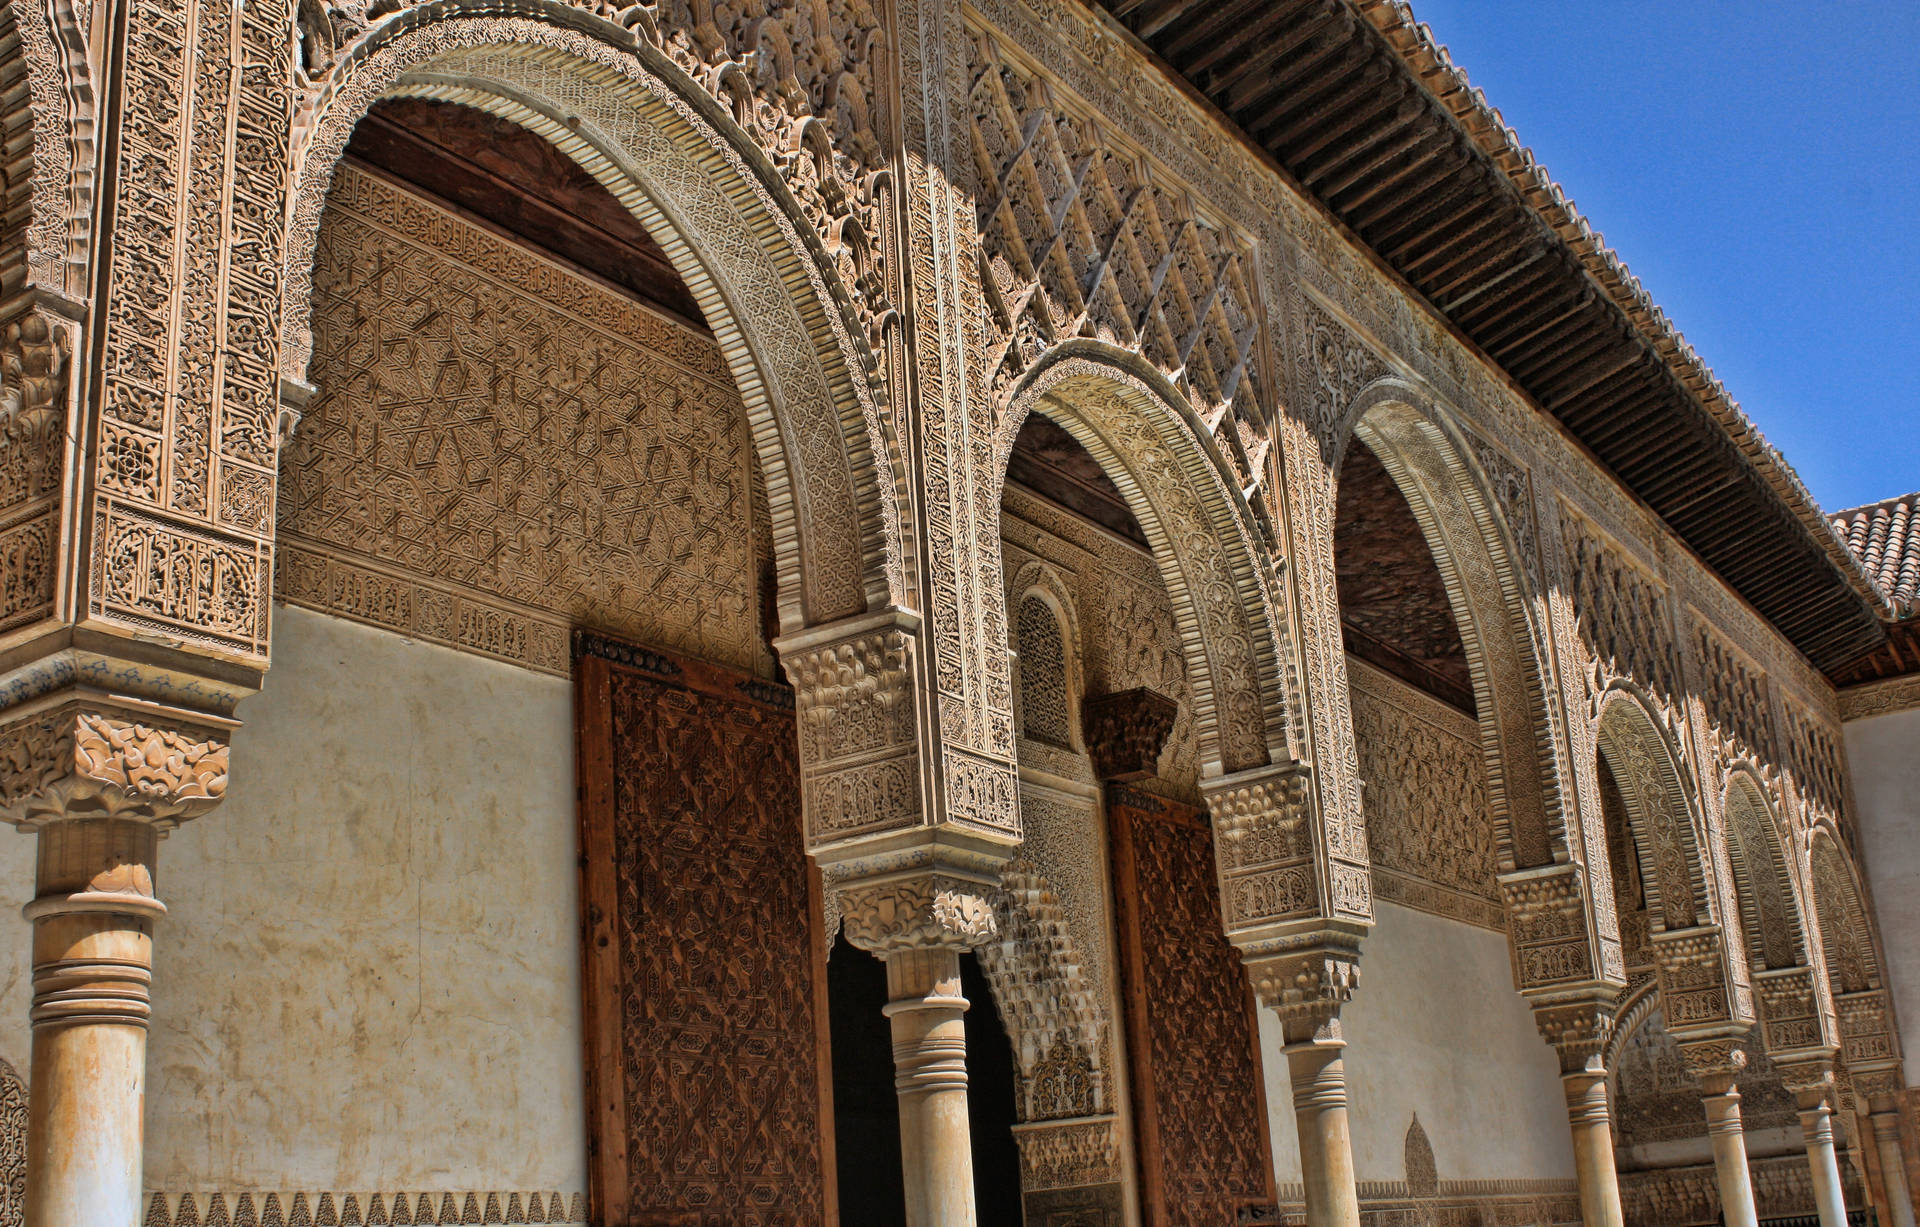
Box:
[1776,1054,1842,1112]
[1676,1036,1749,1091]
[1081,687,1178,783]
[1529,992,1618,1076]
[838,873,998,955]
[0,697,233,830]
[1242,927,1363,1032]
[1499,862,1617,995]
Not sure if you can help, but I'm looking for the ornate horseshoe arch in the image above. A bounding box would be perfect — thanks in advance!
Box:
[1,0,92,300]
[995,343,1292,780]
[283,10,902,630]
[1329,377,1571,874]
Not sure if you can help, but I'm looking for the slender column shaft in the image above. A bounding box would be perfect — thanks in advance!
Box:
[1283,1023,1361,1227]
[1703,1083,1759,1227]
[1801,1100,1850,1227]
[1563,1068,1626,1227]
[1872,1109,1917,1227]
[23,818,165,1227]
[883,946,976,1227]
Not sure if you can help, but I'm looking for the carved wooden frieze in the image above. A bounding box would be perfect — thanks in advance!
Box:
[573,631,831,1226]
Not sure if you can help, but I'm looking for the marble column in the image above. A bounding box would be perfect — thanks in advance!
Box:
[23,818,164,1227]
[1795,1089,1851,1227]
[1561,1060,1626,1227]
[0,704,230,1227]
[1870,1102,1918,1227]
[840,874,1001,1227]
[1283,1017,1362,1227]
[884,945,977,1227]
[1700,1075,1760,1227]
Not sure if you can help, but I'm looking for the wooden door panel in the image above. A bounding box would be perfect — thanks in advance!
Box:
[575,633,833,1226]
[1108,787,1277,1227]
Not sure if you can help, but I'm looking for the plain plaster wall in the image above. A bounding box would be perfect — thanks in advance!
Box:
[1845,706,1920,1072]
[144,604,588,1195]
[1258,901,1575,1186]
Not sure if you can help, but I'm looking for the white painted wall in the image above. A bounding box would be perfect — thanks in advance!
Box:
[1845,706,1920,1076]
[1260,902,1575,1187]
[144,604,588,1196]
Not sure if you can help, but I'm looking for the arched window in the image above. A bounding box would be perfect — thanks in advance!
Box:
[1016,596,1072,749]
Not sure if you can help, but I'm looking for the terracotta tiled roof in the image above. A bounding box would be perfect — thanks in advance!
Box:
[1832,494,1920,619]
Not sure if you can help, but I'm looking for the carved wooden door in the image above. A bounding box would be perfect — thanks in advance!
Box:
[575,632,835,1226]
[1108,786,1278,1227]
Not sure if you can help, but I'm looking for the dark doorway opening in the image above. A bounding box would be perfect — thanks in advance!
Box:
[827,936,1027,1224]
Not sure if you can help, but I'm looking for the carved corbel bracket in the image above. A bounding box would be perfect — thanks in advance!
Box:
[1081,687,1178,783]
[838,873,999,955]
[0,698,233,830]
[0,291,81,640]
[1203,761,1335,939]
[779,608,1021,857]
[1754,965,1832,1058]
[1836,988,1900,1070]
[1651,924,1748,1032]
[1500,862,1613,994]
[778,609,926,847]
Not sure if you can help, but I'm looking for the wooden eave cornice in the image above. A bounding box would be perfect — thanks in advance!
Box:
[1095,0,1895,677]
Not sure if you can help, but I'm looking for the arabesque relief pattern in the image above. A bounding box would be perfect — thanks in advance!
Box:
[0,0,1911,1214]
[280,167,769,677]
[1347,658,1501,930]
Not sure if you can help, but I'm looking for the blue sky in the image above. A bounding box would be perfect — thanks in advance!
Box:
[1404,2,1920,512]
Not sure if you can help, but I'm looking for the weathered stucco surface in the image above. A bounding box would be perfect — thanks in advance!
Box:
[144,604,588,1195]
[1340,902,1574,1182]
[1846,707,1920,1068]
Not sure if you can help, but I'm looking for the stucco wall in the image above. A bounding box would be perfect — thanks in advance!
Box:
[1846,706,1920,1073]
[1257,901,1576,1186]
[144,604,588,1200]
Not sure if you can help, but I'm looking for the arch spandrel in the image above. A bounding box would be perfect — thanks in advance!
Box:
[286,11,904,632]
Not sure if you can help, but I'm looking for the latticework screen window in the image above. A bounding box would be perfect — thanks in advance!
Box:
[1016,596,1072,748]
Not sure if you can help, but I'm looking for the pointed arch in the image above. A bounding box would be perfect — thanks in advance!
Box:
[1007,559,1086,755]
[1595,688,1713,934]
[1722,769,1812,972]
[995,342,1291,778]
[1331,377,1569,873]
[283,12,901,631]
[1809,828,1883,997]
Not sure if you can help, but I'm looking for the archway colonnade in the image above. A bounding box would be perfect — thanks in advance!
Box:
[0,5,1906,1227]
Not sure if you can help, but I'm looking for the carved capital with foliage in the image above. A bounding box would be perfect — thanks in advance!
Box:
[1530,994,1617,1075]
[1081,687,1178,783]
[1836,988,1899,1069]
[1651,925,1746,1033]
[1243,928,1363,1029]
[838,875,999,954]
[0,700,233,829]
